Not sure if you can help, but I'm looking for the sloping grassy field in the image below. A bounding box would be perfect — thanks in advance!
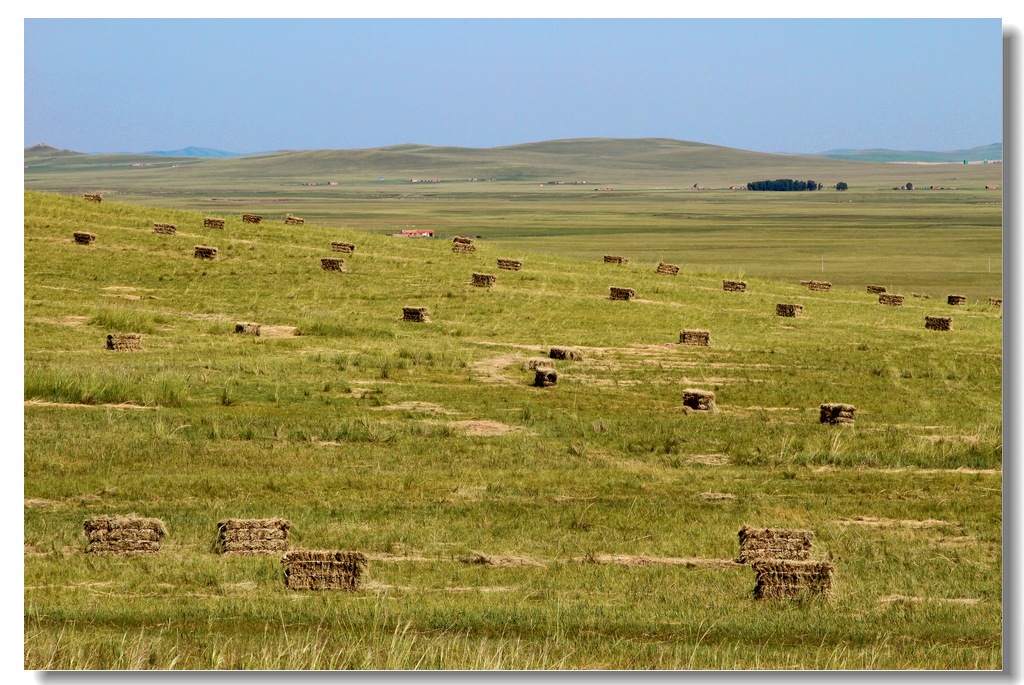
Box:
[24,189,1001,669]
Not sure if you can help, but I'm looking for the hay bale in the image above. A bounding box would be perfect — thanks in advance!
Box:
[682,389,715,412]
[776,303,803,318]
[105,333,141,351]
[216,518,291,555]
[805,280,831,292]
[525,357,554,370]
[534,368,558,387]
[73,231,96,245]
[320,257,346,272]
[497,258,522,271]
[235,322,261,336]
[737,524,814,564]
[83,515,166,555]
[452,236,476,253]
[723,279,747,292]
[947,295,967,306]
[153,223,177,235]
[549,346,583,361]
[867,285,887,294]
[402,306,430,323]
[242,214,263,224]
[471,272,496,288]
[603,255,628,265]
[194,245,218,260]
[204,217,225,229]
[751,559,835,600]
[656,262,680,276]
[925,316,952,331]
[285,214,305,225]
[878,293,904,307]
[819,403,856,425]
[912,292,930,299]
[989,297,1002,307]
[331,241,356,254]
[609,286,635,301]
[679,329,710,346]
[83,193,102,203]
[281,550,367,591]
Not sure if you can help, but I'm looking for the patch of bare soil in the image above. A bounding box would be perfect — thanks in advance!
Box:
[39,285,80,292]
[584,555,743,569]
[878,595,981,605]
[25,400,156,410]
[697,492,737,501]
[687,454,730,465]
[461,551,548,568]
[837,516,953,528]
[444,420,530,437]
[24,498,60,509]
[372,401,459,415]
[469,353,526,384]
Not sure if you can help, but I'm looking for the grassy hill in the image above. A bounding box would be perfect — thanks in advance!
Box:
[24,190,1001,669]
[815,144,1003,164]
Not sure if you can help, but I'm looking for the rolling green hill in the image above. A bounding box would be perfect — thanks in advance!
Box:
[815,143,1002,164]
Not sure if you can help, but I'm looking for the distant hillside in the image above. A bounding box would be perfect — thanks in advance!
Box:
[139,147,246,158]
[24,143,83,160]
[815,143,1002,163]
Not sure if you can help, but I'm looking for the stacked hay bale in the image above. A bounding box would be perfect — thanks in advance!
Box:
[656,262,680,276]
[403,307,430,323]
[215,518,291,555]
[285,215,305,225]
[948,295,967,306]
[281,550,367,590]
[925,316,953,331]
[549,346,583,361]
[603,255,628,265]
[320,258,346,272]
[242,214,263,224]
[867,285,887,294]
[534,368,558,387]
[73,231,96,245]
[682,389,715,412]
[83,193,102,203]
[805,280,832,292]
[751,560,835,600]
[235,322,261,336]
[331,242,356,254]
[820,403,856,425]
[609,287,635,301]
[106,333,141,351]
[737,525,813,563]
[989,297,1002,307]
[497,258,522,271]
[776,303,803,318]
[194,245,218,260]
[679,329,710,346]
[471,272,496,288]
[452,236,476,253]
[204,217,225,229]
[83,515,166,555]
[723,279,747,292]
[153,223,177,235]
[878,293,904,307]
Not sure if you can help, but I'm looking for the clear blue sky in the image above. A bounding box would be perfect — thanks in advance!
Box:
[24,18,1003,154]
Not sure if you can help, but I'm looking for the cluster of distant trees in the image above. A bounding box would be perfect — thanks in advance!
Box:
[746,179,819,191]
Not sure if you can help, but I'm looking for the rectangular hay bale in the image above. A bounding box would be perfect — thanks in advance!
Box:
[242,214,263,224]
[73,231,96,245]
[723,279,747,292]
[216,518,291,555]
[471,272,496,288]
[83,515,167,555]
[534,368,558,387]
[776,303,803,318]
[819,403,856,425]
[549,346,582,361]
[320,257,346,272]
[805,280,831,292]
[235,322,261,336]
[679,329,710,346]
[867,285,887,294]
[153,223,177,235]
[989,297,1002,307]
[682,389,715,412]
[83,193,103,203]
[737,524,813,564]
[878,293,904,306]
[452,236,476,253]
[331,241,356,254]
[285,215,305,225]
[947,295,967,306]
[106,333,141,351]
[497,258,522,271]
[204,217,225,229]
[656,262,680,276]
[194,245,218,260]
[603,255,628,265]
[925,316,952,331]
[281,550,367,591]
[402,306,430,323]
[751,559,835,600]
[609,286,635,301]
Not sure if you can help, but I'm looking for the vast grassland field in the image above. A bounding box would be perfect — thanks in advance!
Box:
[23,141,1003,670]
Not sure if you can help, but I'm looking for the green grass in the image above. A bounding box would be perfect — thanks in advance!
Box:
[23,187,1001,670]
